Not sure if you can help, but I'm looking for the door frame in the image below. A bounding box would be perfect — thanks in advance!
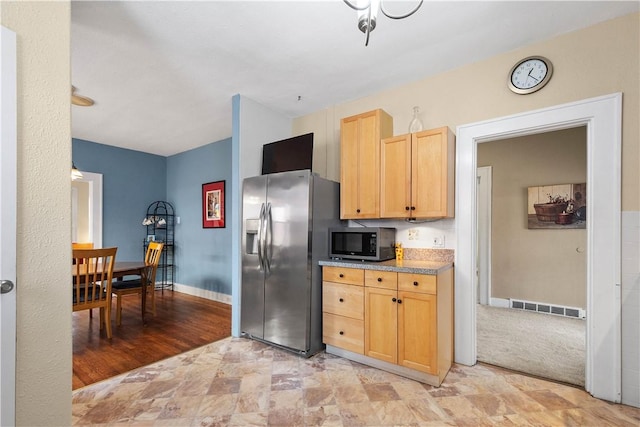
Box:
[476,166,492,306]
[0,25,17,426]
[455,93,622,402]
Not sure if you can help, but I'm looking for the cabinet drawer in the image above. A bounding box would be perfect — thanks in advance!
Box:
[398,272,436,294]
[323,312,364,354]
[323,282,364,319]
[323,266,364,286]
[365,269,397,290]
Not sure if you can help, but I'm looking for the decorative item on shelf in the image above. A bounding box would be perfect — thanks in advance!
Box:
[71,162,83,180]
[343,0,423,46]
[408,106,424,132]
[142,216,167,226]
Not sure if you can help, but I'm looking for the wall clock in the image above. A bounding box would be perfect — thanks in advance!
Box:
[508,56,553,95]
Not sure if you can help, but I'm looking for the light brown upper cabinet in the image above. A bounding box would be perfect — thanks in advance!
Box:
[340,109,393,219]
[381,126,455,219]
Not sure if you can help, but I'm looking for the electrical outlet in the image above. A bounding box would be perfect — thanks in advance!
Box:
[408,228,419,240]
[432,235,445,248]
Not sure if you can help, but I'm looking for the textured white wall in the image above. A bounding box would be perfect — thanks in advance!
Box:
[1,2,72,425]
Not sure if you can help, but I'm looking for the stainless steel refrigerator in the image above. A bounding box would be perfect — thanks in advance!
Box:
[241,170,340,356]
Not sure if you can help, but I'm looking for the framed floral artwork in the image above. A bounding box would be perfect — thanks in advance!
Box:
[202,180,225,228]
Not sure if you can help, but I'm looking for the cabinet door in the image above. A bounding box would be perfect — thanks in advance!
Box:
[340,110,393,219]
[355,111,381,218]
[340,116,360,219]
[398,290,437,374]
[412,127,455,218]
[365,287,397,364]
[380,134,412,218]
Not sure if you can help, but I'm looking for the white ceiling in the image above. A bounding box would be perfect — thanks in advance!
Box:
[71,1,639,157]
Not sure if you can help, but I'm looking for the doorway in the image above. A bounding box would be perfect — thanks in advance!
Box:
[475,129,587,386]
[455,93,622,403]
[71,171,102,248]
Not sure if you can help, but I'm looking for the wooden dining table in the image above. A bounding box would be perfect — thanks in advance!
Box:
[73,261,149,324]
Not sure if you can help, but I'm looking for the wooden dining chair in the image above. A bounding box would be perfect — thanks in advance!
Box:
[111,241,164,326]
[72,242,95,316]
[72,247,117,339]
[72,242,94,264]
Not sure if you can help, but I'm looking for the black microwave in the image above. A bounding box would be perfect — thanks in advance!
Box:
[329,227,396,261]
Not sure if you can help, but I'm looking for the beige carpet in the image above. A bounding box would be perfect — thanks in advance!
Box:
[476,304,585,387]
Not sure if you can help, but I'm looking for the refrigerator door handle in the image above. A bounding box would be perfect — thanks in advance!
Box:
[264,202,272,273]
[257,202,266,271]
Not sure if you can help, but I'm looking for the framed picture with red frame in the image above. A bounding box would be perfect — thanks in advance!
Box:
[202,180,225,228]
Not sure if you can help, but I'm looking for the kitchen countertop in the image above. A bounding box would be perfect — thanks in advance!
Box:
[319,258,453,275]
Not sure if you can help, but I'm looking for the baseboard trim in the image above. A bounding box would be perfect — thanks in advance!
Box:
[172,283,231,305]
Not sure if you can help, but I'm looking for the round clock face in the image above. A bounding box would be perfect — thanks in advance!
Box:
[508,56,553,94]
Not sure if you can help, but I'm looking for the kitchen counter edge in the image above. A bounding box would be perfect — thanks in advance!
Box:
[319,259,453,275]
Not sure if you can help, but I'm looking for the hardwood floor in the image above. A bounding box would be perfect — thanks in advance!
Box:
[72,289,231,390]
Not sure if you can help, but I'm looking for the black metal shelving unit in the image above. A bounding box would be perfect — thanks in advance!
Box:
[144,201,174,291]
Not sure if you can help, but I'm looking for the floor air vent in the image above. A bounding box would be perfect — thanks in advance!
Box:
[509,299,585,319]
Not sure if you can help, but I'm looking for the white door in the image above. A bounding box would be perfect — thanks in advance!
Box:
[0,25,17,426]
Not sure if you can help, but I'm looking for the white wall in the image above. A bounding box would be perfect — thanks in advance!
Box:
[1,2,72,425]
[238,96,293,181]
[231,94,292,337]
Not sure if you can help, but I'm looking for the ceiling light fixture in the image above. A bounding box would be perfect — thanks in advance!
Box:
[71,85,95,107]
[343,0,423,46]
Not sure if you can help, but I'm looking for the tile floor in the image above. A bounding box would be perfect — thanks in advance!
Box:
[72,337,640,426]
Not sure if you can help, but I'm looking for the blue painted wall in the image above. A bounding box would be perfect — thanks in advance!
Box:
[167,138,233,295]
[72,138,166,261]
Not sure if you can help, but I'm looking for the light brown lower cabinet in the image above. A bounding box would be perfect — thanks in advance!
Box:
[322,265,453,386]
[397,290,437,373]
[364,286,398,364]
